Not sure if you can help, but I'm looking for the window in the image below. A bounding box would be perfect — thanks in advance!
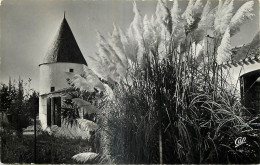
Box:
[51,87,55,92]
[69,68,74,73]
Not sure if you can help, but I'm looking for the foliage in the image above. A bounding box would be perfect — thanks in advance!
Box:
[230,1,255,36]
[0,78,39,136]
[60,89,99,126]
[97,64,259,163]
[72,152,98,163]
[217,27,232,64]
[1,130,92,163]
[66,0,258,164]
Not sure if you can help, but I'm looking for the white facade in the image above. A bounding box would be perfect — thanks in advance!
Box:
[223,61,260,92]
[39,62,85,95]
[39,62,85,129]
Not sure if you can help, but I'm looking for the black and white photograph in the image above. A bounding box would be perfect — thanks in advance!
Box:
[0,0,259,164]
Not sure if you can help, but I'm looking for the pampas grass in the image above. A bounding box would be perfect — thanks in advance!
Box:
[72,152,98,163]
[66,1,258,164]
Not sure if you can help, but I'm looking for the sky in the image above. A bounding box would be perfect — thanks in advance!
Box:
[0,0,259,91]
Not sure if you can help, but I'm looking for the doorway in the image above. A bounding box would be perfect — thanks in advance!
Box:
[47,97,61,127]
[240,70,260,115]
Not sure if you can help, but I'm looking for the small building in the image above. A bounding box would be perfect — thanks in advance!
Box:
[39,15,87,130]
[223,32,260,115]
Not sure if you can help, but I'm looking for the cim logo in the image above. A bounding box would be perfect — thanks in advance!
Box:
[235,137,246,148]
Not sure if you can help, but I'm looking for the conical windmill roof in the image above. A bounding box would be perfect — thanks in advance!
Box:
[40,17,87,66]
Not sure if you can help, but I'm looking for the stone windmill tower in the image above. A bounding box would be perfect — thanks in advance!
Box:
[39,14,87,129]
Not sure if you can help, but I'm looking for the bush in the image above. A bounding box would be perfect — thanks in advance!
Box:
[0,78,39,135]
[1,131,92,164]
[97,57,260,163]
[93,1,259,164]
[67,1,259,164]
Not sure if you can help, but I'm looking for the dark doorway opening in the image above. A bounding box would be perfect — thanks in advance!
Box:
[47,97,61,127]
[240,70,260,115]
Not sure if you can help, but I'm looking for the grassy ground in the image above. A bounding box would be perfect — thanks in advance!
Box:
[1,131,92,164]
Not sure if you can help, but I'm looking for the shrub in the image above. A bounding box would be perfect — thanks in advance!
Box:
[68,0,259,164]
[1,131,92,163]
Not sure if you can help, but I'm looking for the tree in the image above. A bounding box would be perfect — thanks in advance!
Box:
[26,91,39,119]
[0,78,39,137]
[0,84,12,110]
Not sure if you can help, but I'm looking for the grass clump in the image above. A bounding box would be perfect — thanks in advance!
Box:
[97,54,259,163]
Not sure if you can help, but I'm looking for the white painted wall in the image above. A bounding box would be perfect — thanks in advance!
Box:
[39,62,86,129]
[223,62,260,94]
[39,63,85,95]
[39,96,48,129]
